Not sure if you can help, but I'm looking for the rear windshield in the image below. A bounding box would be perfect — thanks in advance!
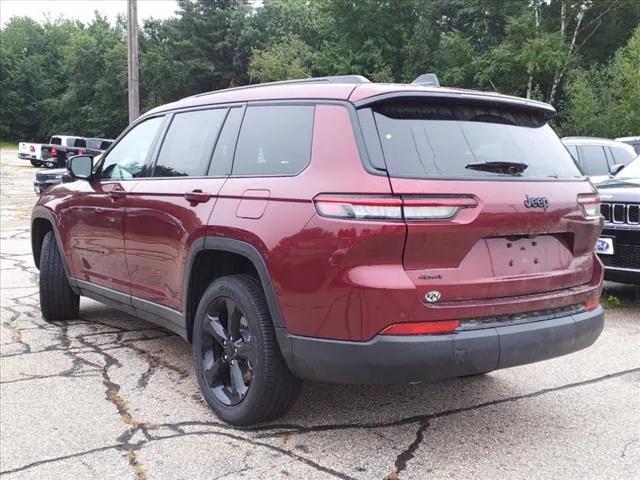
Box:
[363,102,582,180]
[50,137,62,145]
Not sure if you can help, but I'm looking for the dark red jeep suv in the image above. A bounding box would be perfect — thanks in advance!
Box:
[32,75,605,425]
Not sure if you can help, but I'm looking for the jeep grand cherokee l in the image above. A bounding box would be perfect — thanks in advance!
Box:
[31,75,605,425]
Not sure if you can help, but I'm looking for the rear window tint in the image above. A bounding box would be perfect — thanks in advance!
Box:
[363,102,582,180]
[154,108,227,177]
[579,145,609,175]
[50,137,62,145]
[233,105,314,176]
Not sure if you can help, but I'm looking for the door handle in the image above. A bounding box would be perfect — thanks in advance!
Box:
[184,189,211,204]
[108,188,126,199]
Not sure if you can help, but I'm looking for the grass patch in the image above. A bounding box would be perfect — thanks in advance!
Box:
[0,141,17,149]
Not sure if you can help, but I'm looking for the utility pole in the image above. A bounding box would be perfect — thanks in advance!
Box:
[127,0,140,123]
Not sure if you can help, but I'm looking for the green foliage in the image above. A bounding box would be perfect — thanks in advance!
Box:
[1,0,639,141]
[565,27,640,137]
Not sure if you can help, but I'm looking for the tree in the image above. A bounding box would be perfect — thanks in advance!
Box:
[249,34,312,82]
[565,27,640,136]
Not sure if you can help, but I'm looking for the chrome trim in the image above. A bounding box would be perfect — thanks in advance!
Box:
[612,203,625,223]
[628,204,639,224]
[604,266,640,273]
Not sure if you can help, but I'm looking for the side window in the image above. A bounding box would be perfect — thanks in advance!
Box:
[99,117,164,180]
[578,145,609,176]
[565,144,578,161]
[153,108,227,177]
[610,147,634,165]
[233,105,314,176]
[50,137,62,145]
[209,107,243,176]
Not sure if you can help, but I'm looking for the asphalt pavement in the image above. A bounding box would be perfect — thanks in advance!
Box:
[1,148,638,480]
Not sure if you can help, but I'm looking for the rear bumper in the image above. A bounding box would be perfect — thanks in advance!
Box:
[278,305,604,384]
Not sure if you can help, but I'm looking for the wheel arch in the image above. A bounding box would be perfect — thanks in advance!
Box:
[183,237,285,343]
[31,208,78,293]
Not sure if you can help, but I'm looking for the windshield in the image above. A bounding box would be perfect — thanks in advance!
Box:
[365,102,582,180]
[616,156,640,179]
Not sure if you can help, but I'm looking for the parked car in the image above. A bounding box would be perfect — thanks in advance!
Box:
[32,75,605,425]
[33,154,103,194]
[18,142,43,166]
[615,136,640,154]
[562,137,637,183]
[40,136,113,169]
[39,135,87,168]
[595,156,640,284]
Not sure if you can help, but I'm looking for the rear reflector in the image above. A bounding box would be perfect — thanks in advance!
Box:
[577,194,602,217]
[584,298,600,311]
[314,195,476,221]
[380,320,460,335]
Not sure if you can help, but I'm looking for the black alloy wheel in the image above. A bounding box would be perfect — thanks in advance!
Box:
[193,275,301,425]
[199,297,255,405]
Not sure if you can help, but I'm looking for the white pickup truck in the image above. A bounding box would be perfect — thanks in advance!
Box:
[18,142,43,166]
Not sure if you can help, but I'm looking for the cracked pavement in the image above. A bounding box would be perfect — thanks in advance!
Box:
[1,148,639,479]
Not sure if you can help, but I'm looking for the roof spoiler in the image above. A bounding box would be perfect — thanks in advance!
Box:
[411,73,440,87]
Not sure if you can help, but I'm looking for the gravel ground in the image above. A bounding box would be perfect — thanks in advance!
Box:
[1,148,638,480]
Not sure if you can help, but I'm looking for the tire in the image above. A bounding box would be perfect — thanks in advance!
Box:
[193,274,301,425]
[39,231,79,321]
[30,160,42,167]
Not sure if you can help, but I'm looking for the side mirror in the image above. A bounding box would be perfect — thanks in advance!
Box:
[68,155,93,179]
[609,164,625,176]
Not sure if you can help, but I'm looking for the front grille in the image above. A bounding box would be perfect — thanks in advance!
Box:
[600,243,640,270]
[601,202,640,225]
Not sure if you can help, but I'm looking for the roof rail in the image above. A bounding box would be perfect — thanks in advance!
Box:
[194,75,371,98]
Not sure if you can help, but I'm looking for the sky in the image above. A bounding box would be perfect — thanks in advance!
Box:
[0,0,180,26]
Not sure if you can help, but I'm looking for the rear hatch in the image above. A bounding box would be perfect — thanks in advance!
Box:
[358,97,602,305]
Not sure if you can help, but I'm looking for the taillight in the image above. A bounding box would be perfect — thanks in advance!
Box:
[584,297,600,311]
[402,197,477,220]
[313,195,477,221]
[380,320,460,335]
[51,148,58,156]
[30,145,35,152]
[577,194,601,218]
[314,195,402,220]
[78,150,85,155]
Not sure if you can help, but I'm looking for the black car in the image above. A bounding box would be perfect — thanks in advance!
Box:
[595,156,640,284]
[34,154,102,194]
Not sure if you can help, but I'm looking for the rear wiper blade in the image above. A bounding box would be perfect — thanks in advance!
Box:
[465,161,528,176]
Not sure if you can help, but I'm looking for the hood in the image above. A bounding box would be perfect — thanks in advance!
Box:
[597,180,640,203]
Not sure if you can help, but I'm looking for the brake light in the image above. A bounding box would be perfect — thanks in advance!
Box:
[403,197,478,220]
[51,148,57,156]
[78,150,85,155]
[380,320,460,335]
[313,195,477,221]
[30,145,35,152]
[584,298,600,311]
[314,195,402,220]
[577,194,601,218]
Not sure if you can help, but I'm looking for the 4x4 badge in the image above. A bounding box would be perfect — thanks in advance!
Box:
[524,195,549,210]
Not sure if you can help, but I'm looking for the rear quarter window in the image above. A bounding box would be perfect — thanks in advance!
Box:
[233,105,314,176]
